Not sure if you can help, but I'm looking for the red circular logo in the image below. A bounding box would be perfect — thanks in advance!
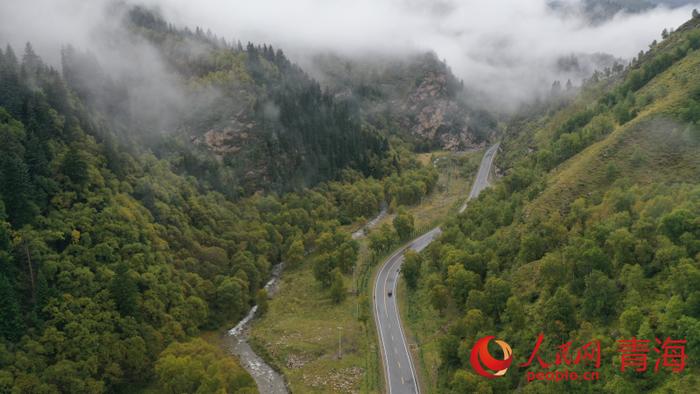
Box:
[470,336,513,379]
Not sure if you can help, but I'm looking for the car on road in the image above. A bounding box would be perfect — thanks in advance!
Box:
[387,291,393,297]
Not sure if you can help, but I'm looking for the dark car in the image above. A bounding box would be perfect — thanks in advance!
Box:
[388,291,393,297]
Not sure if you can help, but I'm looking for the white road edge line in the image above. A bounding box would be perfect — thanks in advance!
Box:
[375,243,412,394]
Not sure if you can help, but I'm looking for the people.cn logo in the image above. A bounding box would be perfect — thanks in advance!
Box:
[470,336,513,379]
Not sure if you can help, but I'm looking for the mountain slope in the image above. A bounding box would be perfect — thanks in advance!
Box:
[309,51,496,151]
[0,7,439,393]
[403,12,700,393]
[514,13,700,212]
[61,6,390,195]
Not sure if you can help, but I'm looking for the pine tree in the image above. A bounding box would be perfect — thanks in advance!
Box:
[551,80,562,95]
[0,46,23,121]
[22,42,41,76]
[0,152,36,226]
[35,270,50,318]
[0,273,23,341]
[2,45,18,72]
[61,146,89,185]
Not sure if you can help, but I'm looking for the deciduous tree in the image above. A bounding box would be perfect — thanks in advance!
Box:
[284,237,305,266]
[329,268,346,304]
[402,250,422,289]
[393,210,415,240]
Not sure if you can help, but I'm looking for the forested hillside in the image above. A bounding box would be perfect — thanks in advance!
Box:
[309,52,496,151]
[61,6,390,195]
[405,12,700,393]
[3,1,697,393]
[0,7,446,392]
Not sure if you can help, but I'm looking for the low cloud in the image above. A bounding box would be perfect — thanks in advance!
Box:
[147,0,699,107]
[1,0,699,111]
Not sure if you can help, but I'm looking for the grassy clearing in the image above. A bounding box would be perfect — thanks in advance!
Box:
[248,209,386,393]
[247,150,482,393]
[248,254,374,393]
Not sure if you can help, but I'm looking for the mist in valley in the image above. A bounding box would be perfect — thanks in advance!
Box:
[1,0,699,114]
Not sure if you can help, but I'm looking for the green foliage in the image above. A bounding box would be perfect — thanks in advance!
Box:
[284,237,305,266]
[605,162,619,182]
[393,209,415,240]
[613,95,637,124]
[659,208,695,242]
[0,39,401,390]
[402,250,422,290]
[502,296,525,330]
[384,166,438,206]
[550,113,614,166]
[154,338,255,393]
[582,270,618,321]
[679,98,700,124]
[408,22,700,388]
[329,268,346,304]
[0,273,22,341]
[109,263,138,317]
[543,287,577,337]
[368,224,398,255]
[215,277,249,323]
[430,284,449,314]
[325,173,384,223]
[555,108,596,138]
[61,146,89,185]
[65,8,392,195]
[357,295,370,325]
[446,264,480,310]
[0,113,38,227]
[256,289,269,316]
[483,277,511,319]
[312,228,358,290]
[413,163,700,392]
[313,253,335,287]
[311,51,495,150]
[619,306,644,336]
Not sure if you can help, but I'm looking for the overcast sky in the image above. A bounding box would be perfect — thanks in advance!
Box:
[1,0,699,107]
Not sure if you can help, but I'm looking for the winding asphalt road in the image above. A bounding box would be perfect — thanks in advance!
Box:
[460,142,500,213]
[373,143,499,394]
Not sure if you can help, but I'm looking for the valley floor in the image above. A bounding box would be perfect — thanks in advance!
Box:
[245,149,484,393]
